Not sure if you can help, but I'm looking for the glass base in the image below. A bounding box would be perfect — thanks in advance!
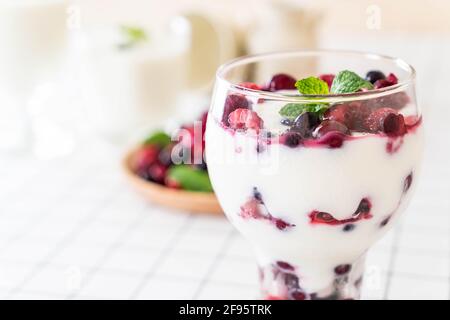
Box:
[258,258,365,300]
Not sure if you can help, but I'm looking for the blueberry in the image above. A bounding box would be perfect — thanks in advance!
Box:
[253,187,263,202]
[280,132,302,148]
[281,118,293,126]
[291,112,320,137]
[404,172,413,193]
[284,273,299,288]
[334,264,352,275]
[380,216,391,227]
[256,144,264,153]
[365,70,386,84]
[343,224,355,232]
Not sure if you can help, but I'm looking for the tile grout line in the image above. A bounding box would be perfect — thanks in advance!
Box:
[0,165,95,252]
[192,229,236,300]
[128,214,194,299]
[4,186,121,298]
[66,204,149,299]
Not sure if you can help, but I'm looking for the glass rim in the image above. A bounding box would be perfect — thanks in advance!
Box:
[216,49,416,104]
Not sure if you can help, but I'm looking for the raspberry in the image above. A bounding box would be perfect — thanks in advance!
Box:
[314,120,350,137]
[239,198,261,219]
[367,92,409,111]
[133,145,159,172]
[147,162,167,184]
[354,198,371,215]
[309,211,338,224]
[276,261,294,271]
[267,73,297,91]
[309,199,372,225]
[324,104,349,125]
[316,131,345,148]
[272,218,294,230]
[319,74,335,89]
[374,73,398,89]
[324,102,370,131]
[228,108,263,132]
[239,82,262,90]
[346,103,371,131]
[222,94,249,126]
[365,107,406,136]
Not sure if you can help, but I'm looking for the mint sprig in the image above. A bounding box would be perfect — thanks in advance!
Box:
[330,70,373,94]
[279,103,328,120]
[167,165,213,192]
[118,25,148,50]
[295,77,329,95]
[143,131,171,148]
[279,76,329,120]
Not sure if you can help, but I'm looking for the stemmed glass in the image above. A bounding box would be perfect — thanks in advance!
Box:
[205,50,423,300]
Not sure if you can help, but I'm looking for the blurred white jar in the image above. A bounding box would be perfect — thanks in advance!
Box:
[0,0,68,93]
[0,0,69,151]
[81,19,190,142]
[246,0,321,78]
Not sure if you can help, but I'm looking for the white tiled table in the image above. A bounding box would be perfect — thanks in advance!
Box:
[0,33,450,300]
[0,109,448,300]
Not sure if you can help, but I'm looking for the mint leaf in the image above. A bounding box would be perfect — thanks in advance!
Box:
[330,70,374,94]
[279,103,328,120]
[118,25,148,50]
[167,165,213,192]
[143,131,171,148]
[295,77,329,95]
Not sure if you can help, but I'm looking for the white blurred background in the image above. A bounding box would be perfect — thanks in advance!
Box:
[1,0,449,157]
[0,0,449,300]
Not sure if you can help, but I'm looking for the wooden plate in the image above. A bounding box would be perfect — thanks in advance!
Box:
[122,149,223,215]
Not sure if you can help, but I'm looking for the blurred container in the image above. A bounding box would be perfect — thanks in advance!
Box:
[0,0,69,151]
[81,19,190,142]
[246,0,321,78]
[182,11,238,92]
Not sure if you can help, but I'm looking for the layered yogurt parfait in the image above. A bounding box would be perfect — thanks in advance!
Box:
[205,51,423,300]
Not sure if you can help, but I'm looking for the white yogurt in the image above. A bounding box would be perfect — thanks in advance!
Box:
[205,101,423,296]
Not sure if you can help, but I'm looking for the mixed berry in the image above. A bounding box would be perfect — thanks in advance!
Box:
[132,111,213,192]
[219,69,420,301]
[223,70,419,149]
[239,188,295,231]
[259,260,361,300]
[309,198,372,226]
